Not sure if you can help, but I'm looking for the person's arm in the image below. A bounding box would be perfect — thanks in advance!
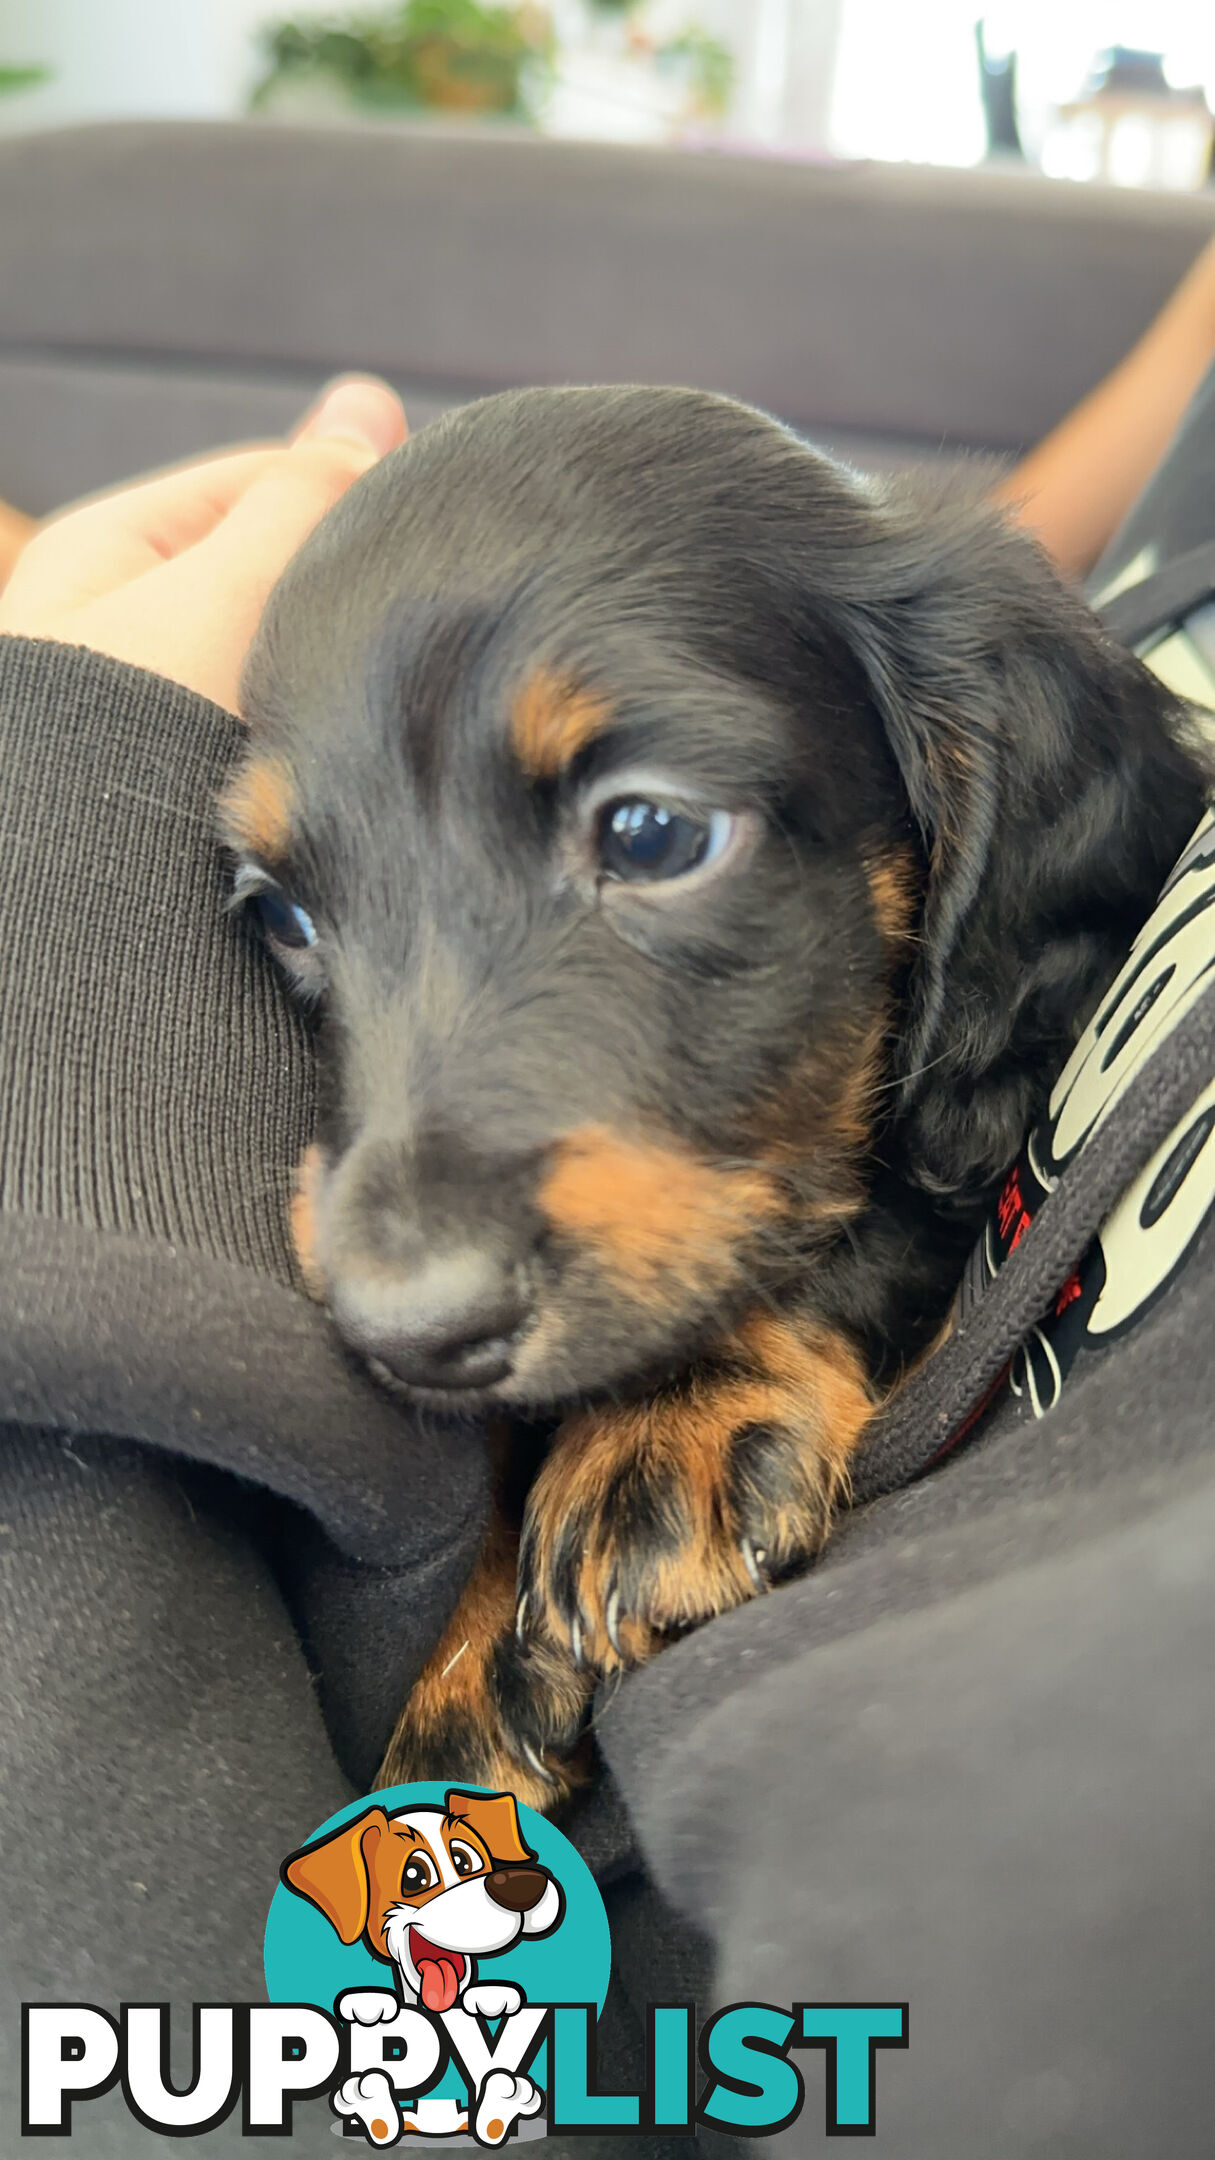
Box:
[993,233,1215,581]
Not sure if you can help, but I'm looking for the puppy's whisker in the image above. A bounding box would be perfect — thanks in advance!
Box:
[439,1638,471,1681]
[867,1046,955,1100]
[105,780,216,826]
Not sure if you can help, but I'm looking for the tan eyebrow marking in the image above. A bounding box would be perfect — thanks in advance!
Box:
[217,755,295,861]
[510,667,612,779]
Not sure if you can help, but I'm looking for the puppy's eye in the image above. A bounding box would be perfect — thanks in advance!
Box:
[401,1854,436,1895]
[597,800,734,883]
[247,886,317,952]
[449,1842,481,1878]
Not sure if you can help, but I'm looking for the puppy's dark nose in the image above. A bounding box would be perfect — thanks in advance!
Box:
[485,1866,549,1914]
[332,1251,527,1391]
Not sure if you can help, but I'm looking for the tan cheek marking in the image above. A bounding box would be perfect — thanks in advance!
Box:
[824,1011,889,1159]
[539,1125,781,1293]
[753,1008,890,1207]
[865,845,919,950]
[218,755,295,860]
[290,1143,328,1300]
[510,667,611,779]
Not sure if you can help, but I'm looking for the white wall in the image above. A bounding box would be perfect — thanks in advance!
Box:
[0,0,269,133]
[732,0,846,150]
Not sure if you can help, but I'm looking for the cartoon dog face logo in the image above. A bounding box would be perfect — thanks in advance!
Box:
[282,1788,564,2012]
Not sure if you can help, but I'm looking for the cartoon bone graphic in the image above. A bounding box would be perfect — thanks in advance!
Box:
[282,1788,562,2146]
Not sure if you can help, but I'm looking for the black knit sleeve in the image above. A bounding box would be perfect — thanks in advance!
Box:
[0,636,491,1777]
[0,636,314,1286]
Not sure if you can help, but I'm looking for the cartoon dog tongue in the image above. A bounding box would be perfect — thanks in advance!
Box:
[410,1930,466,2013]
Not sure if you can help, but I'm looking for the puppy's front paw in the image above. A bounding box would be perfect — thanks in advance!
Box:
[475,2068,543,2145]
[333,2069,401,2146]
[519,1313,873,1676]
[375,1518,591,1815]
[379,1624,591,1815]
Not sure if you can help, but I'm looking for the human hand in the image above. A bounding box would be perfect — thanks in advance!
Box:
[0,376,407,714]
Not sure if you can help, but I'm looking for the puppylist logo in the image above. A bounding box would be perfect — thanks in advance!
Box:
[22,1782,907,2143]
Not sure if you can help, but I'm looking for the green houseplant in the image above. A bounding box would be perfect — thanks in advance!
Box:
[252,0,553,120]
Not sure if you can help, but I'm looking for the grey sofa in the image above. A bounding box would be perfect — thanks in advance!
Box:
[2,117,1214,518]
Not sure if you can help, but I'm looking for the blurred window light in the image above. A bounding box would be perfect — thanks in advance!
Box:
[827,0,1215,172]
[828,0,988,165]
[1107,111,1155,186]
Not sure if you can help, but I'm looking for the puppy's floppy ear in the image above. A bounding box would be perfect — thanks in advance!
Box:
[446,1787,534,1866]
[831,480,1206,1205]
[850,610,1001,1096]
[281,1805,389,1945]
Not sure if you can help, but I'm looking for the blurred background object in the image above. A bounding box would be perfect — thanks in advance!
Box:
[0,60,47,96]
[974,18,1024,163]
[1043,45,1213,190]
[251,1,556,124]
[0,0,1213,180]
[541,1,734,145]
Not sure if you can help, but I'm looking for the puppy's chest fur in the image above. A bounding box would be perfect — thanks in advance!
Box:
[227,385,1210,1810]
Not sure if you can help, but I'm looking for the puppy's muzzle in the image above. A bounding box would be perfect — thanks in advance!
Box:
[331,1248,529,1391]
[484,1865,550,1914]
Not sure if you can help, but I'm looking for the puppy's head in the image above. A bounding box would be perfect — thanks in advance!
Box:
[225,387,1205,1404]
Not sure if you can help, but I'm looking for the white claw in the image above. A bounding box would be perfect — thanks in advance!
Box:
[515,1590,529,1645]
[605,1588,624,1660]
[740,1537,769,1593]
[570,1611,584,1668]
[520,1740,554,1783]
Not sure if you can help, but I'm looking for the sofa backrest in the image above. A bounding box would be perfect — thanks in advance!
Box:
[1,118,1212,513]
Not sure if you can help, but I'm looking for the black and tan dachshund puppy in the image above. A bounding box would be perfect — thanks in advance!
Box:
[222,387,1207,1809]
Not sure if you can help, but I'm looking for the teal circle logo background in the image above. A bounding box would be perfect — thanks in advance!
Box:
[264,1783,611,2068]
